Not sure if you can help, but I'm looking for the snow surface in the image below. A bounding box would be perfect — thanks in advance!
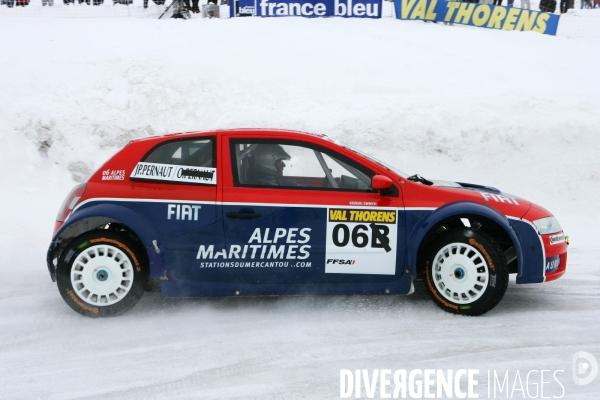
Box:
[1,9,600,399]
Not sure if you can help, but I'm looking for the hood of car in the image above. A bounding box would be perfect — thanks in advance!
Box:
[406,177,533,219]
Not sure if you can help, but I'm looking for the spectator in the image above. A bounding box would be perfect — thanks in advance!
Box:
[78,0,104,5]
[560,0,569,12]
[493,0,502,5]
[521,0,530,8]
[42,0,54,5]
[143,0,165,8]
[540,0,557,11]
[507,0,514,5]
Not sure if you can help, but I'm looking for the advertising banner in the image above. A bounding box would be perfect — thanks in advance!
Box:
[255,0,383,18]
[394,0,560,35]
[236,0,257,16]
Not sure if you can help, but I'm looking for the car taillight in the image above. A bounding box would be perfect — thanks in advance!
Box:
[56,183,87,222]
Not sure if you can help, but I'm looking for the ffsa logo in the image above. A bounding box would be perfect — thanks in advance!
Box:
[327,259,356,265]
[572,352,598,386]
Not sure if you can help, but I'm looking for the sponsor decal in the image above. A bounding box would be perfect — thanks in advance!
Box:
[130,162,217,185]
[199,261,311,268]
[468,238,496,272]
[101,169,126,181]
[545,256,560,273]
[327,259,356,265]
[66,288,99,314]
[329,209,396,224]
[325,208,397,275]
[64,249,77,263]
[394,0,559,36]
[167,204,202,221]
[256,0,382,18]
[349,201,378,206]
[549,233,565,245]
[479,192,520,205]
[196,228,312,263]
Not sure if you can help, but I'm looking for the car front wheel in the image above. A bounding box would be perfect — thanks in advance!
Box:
[56,231,148,317]
[423,228,509,316]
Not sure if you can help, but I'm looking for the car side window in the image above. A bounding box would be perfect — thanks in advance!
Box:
[145,138,215,168]
[130,137,217,185]
[230,139,374,191]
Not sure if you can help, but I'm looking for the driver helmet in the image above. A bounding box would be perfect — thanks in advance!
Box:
[248,144,291,177]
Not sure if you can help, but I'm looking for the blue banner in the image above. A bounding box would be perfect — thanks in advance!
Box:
[255,0,383,18]
[236,0,256,16]
[394,0,559,35]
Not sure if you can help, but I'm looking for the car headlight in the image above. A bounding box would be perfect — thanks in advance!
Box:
[532,216,563,235]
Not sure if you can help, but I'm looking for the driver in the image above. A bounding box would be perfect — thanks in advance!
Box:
[247,144,292,186]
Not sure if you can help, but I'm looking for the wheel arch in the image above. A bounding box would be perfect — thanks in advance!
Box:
[47,203,165,282]
[406,202,523,277]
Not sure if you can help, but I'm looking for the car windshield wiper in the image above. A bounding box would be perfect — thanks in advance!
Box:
[407,174,433,186]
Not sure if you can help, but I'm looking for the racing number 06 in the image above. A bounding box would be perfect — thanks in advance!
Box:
[331,223,392,252]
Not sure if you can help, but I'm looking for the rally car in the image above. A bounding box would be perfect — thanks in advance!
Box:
[47,129,568,317]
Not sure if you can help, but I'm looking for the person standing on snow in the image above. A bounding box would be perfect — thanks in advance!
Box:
[540,0,557,12]
[521,0,530,9]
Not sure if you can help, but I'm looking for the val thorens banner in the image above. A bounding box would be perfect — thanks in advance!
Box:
[394,0,560,35]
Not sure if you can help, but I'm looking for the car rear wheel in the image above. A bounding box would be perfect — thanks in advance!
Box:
[56,231,148,317]
[422,228,509,316]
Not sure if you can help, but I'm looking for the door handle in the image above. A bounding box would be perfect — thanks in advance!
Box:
[226,211,261,219]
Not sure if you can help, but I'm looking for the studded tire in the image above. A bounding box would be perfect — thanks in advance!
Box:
[422,228,509,316]
[56,231,148,317]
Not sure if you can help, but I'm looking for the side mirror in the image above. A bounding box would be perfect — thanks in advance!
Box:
[371,175,394,190]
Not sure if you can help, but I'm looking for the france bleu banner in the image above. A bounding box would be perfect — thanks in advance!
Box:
[255,0,383,18]
[394,0,560,35]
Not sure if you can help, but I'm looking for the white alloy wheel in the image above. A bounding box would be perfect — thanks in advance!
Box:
[431,242,489,304]
[70,244,134,306]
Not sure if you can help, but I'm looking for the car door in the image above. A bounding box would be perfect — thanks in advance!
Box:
[128,136,230,283]
[219,134,405,285]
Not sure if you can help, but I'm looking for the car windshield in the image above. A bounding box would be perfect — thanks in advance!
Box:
[338,140,407,177]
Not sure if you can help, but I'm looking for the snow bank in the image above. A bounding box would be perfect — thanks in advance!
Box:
[2,15,599,220]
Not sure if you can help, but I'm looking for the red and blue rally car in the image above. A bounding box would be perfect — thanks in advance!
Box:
[47,129,568,317]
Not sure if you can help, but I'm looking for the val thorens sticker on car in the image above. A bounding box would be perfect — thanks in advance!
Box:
[130,162,217,185]
[325,208,397,275]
